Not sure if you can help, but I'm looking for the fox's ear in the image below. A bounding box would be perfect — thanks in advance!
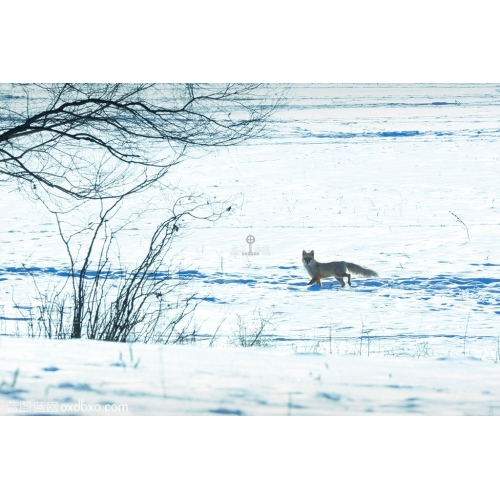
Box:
[311,250,314,257]
[302,250,306,256]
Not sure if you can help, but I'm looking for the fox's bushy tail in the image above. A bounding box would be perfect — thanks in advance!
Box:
[346,263,378,277]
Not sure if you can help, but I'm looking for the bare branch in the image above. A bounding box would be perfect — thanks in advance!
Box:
[0,84,285,201]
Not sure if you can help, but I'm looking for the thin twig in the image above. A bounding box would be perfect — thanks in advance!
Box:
[450,211,470,242]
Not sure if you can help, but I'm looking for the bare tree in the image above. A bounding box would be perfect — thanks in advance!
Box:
[20,191,231,340]
[0,83,284,203]
[61,197,219,341]
[3,84,285,341]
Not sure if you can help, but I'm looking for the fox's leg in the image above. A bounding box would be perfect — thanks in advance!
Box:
[307,278,322,287]
[335,277,346,287]
[337,272,351,286]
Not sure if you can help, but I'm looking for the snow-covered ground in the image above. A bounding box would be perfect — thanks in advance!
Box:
[1,336,499,415]
[1,84,500,415]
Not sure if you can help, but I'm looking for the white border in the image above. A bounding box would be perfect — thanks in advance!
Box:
[3,1,499,82]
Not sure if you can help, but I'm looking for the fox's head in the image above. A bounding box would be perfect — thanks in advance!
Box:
[302,250,315,265]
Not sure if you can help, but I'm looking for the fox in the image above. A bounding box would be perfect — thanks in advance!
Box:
[302,250,378,288]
